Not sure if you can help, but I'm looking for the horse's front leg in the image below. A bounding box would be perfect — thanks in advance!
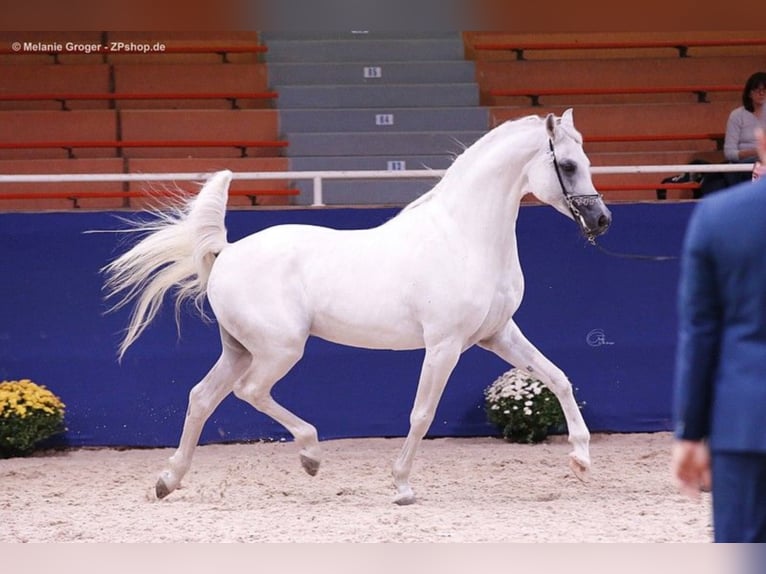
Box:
[392,340,462,505]
[480,320,591,479]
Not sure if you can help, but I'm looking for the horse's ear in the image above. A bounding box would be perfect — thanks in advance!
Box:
[562,108,574,125]
[545,113,556,139]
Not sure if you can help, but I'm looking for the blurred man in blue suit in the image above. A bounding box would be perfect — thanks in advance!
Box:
[672,124,766,542]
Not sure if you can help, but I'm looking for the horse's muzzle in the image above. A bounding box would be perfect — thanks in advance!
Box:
[569,194,611,239]
[587,211,612,238]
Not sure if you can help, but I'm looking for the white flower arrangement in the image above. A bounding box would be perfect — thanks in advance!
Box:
[484,368,578,443]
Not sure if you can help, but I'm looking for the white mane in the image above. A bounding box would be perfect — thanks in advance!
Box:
[400,115,546,213]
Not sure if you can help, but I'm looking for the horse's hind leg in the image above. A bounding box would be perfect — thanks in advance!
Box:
[232,343,322,476]
[480,321,591,479]
[156,329,250,499]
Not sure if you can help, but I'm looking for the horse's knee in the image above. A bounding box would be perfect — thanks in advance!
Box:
[537,371,574,399]
[556,381,577,401]
[409,408,435,435]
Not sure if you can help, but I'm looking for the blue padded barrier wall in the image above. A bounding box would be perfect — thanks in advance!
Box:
[0,202,691,447]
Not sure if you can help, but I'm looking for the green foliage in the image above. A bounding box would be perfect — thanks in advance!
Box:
[0,379,66,458]
[484,368,575,444]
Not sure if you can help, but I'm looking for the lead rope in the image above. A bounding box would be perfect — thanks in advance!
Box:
[548,139,678,262]
[590,242,678,261]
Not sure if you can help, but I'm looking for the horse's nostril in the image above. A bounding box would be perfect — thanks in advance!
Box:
[598,214,611,229]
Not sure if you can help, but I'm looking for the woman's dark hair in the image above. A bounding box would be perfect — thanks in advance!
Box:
[742,71,766,111]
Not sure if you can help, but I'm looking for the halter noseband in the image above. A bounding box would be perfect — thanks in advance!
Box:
[548,138,603,244]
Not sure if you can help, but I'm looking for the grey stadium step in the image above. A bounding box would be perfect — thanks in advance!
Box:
[268,61,477,86]
[275,83,479,109]
[279,107,489,133]
[261,32,463,41]
[291,178,439,206]
[263,37,466,63]
[288,155,455,171]
[284,131,485,157]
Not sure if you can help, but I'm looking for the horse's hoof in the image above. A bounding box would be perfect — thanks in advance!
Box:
[393,489,416,506]
[300,454,320,476]
[155,478,172,499]
[568,454,590,482]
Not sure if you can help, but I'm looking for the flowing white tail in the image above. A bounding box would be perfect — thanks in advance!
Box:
[102,170,232,359]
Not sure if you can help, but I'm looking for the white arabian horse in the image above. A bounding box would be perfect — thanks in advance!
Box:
[104,109,611,505]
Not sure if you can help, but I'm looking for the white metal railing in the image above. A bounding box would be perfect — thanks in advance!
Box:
[0,164,755,207]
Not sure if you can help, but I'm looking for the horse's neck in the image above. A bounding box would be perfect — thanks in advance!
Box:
[396,121,539,269]
[431,139,532,257]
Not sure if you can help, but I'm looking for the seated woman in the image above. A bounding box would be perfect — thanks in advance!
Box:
[722,71,766,186]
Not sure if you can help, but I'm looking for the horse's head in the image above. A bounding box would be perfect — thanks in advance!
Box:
[526,109,611,242]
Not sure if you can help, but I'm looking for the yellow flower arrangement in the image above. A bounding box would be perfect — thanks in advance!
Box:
[0,379,66,458]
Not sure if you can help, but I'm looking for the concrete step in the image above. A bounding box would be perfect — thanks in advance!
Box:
[262,31,462,41]
[280,107,489,133]
[276,83,479,109]
[268,61,476,86]
[289,154,454,171]
[263,37,465,63]
[292,178,436,206]
[284,130,485,157]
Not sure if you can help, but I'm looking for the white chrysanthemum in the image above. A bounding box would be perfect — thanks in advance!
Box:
[484,367,578,444]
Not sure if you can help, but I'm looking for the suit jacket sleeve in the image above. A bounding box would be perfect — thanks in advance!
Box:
[673,201,722,440]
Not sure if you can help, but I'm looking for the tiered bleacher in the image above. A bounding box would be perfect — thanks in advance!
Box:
[464,30,766,201]
[1,31,764,208]
[0,31,294,210]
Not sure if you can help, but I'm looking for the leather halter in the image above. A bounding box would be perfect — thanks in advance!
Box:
[548,138,603,244]
[548,139,676,261]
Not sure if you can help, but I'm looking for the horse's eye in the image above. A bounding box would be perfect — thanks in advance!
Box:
[560,161,577,175]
